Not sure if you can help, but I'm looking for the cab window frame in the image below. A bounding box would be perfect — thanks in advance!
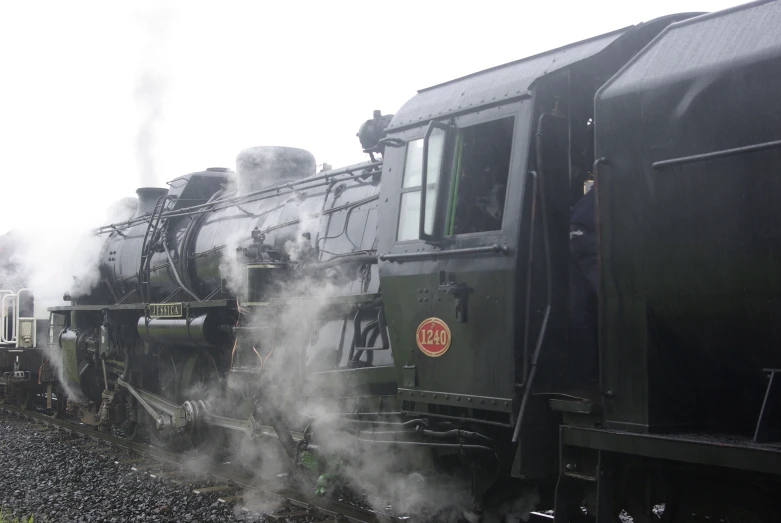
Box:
[396,133,450,243]
[394,110,519,245]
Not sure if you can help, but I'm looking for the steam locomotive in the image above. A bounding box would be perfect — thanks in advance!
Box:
[45,1,781,520]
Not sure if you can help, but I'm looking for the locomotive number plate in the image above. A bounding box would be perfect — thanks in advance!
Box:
[416,317,452,357]
[149,303,183,318]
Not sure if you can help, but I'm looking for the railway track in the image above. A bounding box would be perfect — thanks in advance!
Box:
[0,403,400,523]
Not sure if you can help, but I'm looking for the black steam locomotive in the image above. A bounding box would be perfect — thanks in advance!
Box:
[46,1,781,520]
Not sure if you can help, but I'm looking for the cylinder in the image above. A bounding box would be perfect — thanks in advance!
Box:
[235,146,316,195]
[136,314,231,349]
[134,187,169,218]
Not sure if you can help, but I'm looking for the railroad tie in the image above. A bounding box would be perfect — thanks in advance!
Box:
[217,495,243,504]
[149,471,179,479]
[131,462,163,472]
[192,485,234,494]
[115,458,146,465]
[267,510,315,521]
[170,475,207,486]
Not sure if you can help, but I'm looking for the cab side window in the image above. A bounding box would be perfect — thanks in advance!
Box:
[446,117,513,235]
[396,132,445,241]
[395,116,513,242]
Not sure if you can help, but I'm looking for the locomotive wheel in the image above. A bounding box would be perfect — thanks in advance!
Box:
[121,420,141,441]
[19,386,35,410]
[144,349,223,455]
[51,386,67,418]
[179,351,225,460]
[146,414,182,450]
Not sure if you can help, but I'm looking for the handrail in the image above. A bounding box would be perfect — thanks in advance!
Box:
[1,293,17,344]
[15,288,35,348]
[93,161,383,235]
[0,290,11,344]
[652,138,781,170]
[379,244,508,262]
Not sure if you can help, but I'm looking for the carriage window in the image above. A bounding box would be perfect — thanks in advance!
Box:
[446,117,513,235]
[397,132,445,241]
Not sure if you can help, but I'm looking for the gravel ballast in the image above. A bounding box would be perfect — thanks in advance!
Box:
[0,413,273,522]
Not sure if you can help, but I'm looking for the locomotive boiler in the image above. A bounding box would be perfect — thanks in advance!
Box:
[48,2,781,520]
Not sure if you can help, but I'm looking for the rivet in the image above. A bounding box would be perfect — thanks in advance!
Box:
[445,395,449,399]
[424,289,428,293]
[468,398,472,403]
[456,397,461,401]
[433,394,438,398]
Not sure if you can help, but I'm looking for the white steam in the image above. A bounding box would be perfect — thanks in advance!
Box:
[218,228,250,297]
[133,4,172,187]
[1,226,104,318]
[213,213,496,519]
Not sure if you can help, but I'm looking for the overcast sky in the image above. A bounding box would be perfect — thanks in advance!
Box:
[0,0,743,234]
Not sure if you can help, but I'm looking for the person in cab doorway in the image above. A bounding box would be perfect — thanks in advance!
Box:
[570,183,599,383]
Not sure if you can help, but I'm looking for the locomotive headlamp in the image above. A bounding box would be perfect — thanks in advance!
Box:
[251,227,266,243]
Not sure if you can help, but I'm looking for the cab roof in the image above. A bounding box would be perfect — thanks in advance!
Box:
[386,13,700,133]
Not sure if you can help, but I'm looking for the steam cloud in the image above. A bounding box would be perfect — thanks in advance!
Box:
[0,227,104,318]
[134,4,172,187]
[211,205,542,520]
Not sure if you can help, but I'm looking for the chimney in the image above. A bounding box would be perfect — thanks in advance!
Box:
[134,187,168,218]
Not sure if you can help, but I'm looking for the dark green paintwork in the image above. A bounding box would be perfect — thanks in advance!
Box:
[383,270,516,406]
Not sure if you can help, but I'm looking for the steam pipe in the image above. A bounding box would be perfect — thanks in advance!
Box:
[355,437,496,455]
[339,418,426,427]
[359,428,493,445]
[303,254,378,271]
[164,233,201,302]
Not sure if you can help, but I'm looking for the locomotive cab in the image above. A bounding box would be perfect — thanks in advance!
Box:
[377,14,700,496]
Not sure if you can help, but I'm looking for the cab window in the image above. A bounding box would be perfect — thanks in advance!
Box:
[396,116,513,242]
[446,117,513,235]
[396,131,445,241]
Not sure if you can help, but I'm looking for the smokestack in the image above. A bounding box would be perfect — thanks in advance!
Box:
[133,187,168,218]
[235,146,316,195]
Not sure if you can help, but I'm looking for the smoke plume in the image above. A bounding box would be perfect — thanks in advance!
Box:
[133,4,172,187]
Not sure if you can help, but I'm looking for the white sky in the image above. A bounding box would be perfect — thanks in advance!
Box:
[0,0,743,234]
